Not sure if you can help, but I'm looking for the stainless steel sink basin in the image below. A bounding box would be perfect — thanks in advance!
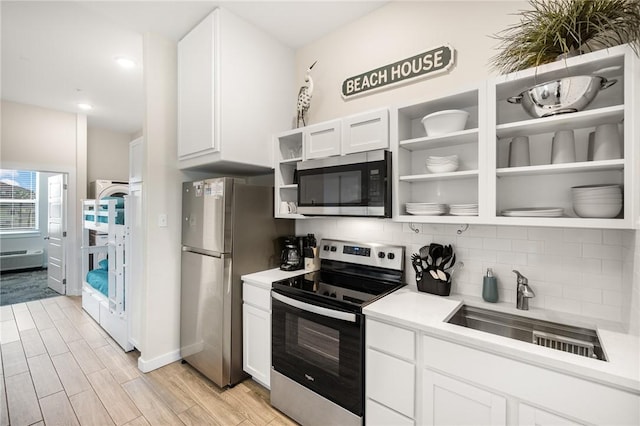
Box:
[447,305,606,361]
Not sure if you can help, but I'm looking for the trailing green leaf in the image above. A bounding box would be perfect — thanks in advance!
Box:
[489,0,640,74]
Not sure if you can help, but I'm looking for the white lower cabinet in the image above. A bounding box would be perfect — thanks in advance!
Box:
[422,369,506,426]
[365,318,639,426]
[518,403,584,426]
[242,280,271,388]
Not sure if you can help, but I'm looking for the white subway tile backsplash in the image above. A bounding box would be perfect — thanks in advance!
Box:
[582,243,623,260]
[483,238,512,251]
[603,230,624,246]
[297,219,637,327]
[496,251,528,266]
[497,226,528,240]
[563,228,602,244]
[528,227,564,242]
[581,302,622,322]
[512,239,545,253]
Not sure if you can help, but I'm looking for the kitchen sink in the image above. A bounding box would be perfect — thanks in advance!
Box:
[447,305,607,361]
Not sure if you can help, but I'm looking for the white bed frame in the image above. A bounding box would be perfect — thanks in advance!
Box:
[81,198,133,351]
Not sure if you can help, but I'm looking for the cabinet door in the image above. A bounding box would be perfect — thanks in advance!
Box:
[129,137,143,183]
[178,11,217,159]
[518,403,584,426]
[242,303,271,388]
[342,109,389,155]
[304,119,341,159]
[422,370,506,426]
[366,348,415,419]
[366,399,414,426]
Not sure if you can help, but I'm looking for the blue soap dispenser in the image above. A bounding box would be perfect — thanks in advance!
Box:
[482,268,498,303]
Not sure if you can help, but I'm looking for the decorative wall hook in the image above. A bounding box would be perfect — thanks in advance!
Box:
[456,224,469,235]
[408,223,420,233]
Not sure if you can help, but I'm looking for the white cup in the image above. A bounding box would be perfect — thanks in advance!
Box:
[551,130,576,164]
[587,131,595,161]
[280,201,294,214]
[508,136,530,167]
[593,123,622,161]
[288,201,297,213]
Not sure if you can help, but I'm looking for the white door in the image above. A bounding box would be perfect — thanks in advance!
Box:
[46,174,66,294]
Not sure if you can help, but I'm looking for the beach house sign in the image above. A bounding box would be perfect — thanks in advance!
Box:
[341,45,455,98]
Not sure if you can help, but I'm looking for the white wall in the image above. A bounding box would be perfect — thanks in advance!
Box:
[293,1,638,333]
[137,32,183,372]
[1,101,87,295]
[295,1,528,125]
[87,126,131,184]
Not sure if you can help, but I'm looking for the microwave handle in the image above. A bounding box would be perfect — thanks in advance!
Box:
[272,291,357,323]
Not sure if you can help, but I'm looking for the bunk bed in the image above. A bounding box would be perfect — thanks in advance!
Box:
[81,197,133,351]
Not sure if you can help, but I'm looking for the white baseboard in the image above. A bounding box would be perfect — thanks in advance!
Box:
[137,349,181,373]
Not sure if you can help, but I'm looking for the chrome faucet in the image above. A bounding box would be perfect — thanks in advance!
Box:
[512,270,535,310]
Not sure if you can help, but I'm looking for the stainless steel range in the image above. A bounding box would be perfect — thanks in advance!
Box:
[270,239,405,426]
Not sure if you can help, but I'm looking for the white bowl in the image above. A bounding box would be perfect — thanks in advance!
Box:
[426,162,458,173]
[572,194,622,201]
[573,202,622,218]
[421,110,469,136]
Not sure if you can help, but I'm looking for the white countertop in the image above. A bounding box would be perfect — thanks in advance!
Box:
[364,287,640,394]
[241,267,317,289]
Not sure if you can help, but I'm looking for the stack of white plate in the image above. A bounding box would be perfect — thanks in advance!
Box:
[449,203,478,216]
[406,202,448,215]
[426,155,459,173]
[501,207,564,217]
[571,184,622,218]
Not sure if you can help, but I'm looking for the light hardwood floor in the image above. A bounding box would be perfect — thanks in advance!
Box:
[0,296,298,426]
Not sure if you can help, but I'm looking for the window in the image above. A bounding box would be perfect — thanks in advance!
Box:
[0,169,39,231]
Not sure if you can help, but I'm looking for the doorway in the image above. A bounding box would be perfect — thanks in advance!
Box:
[0,169,68,305]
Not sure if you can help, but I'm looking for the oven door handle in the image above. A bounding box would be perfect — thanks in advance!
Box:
[272,292,357,323]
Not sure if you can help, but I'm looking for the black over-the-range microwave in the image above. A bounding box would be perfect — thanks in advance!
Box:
[295,150,392,217]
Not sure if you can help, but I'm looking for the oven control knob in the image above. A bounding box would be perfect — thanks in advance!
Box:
[387,253,395,260]
[323,245,330,251]
[378,251,386,259]
[330,246,337,252]
[330,292,336,298]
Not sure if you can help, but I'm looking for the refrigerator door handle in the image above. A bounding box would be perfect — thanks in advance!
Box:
[182,246,225,258]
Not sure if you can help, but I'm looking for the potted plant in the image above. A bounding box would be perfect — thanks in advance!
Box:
[490,0,640,74]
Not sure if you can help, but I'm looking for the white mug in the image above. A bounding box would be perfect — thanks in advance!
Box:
[280,201,295,214]
[508,136,530,167]
[551,130,576,164]
[593,123,622,161]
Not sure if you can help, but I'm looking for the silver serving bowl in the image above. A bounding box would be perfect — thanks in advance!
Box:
[507,76,616,118]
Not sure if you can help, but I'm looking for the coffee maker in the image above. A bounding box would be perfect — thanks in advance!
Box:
[279,236,304,271]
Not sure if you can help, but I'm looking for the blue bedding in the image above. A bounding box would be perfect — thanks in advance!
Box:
[86,269,108,297]
[85,208,125,224]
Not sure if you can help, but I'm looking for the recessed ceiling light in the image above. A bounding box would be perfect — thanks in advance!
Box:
[115,56,136,69]
[77,103,93,111]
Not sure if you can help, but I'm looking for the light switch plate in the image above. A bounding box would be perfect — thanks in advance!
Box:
[158,213,168,227]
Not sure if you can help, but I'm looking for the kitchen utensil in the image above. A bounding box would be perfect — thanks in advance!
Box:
[593,123,622,160]
[551,130,576,164]
[508,136,531,167]
[429,244,443,267]
[436,269,447,281]
[429,269,439,280]
[421,109,470,136]
[507,75,617,118]
[411,253,423,280]
[443,253,456,271]
[419,245,431,263]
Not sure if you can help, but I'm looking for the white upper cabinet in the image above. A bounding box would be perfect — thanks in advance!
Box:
[342,108,389,155]
[303,108,390,160]
[178,8,294,172]
[304,119,342,160]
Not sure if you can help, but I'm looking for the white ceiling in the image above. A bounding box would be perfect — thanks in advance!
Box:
[1,1,387,135]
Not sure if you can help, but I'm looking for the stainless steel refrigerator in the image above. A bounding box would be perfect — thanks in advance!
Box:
[180,177,293,387]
